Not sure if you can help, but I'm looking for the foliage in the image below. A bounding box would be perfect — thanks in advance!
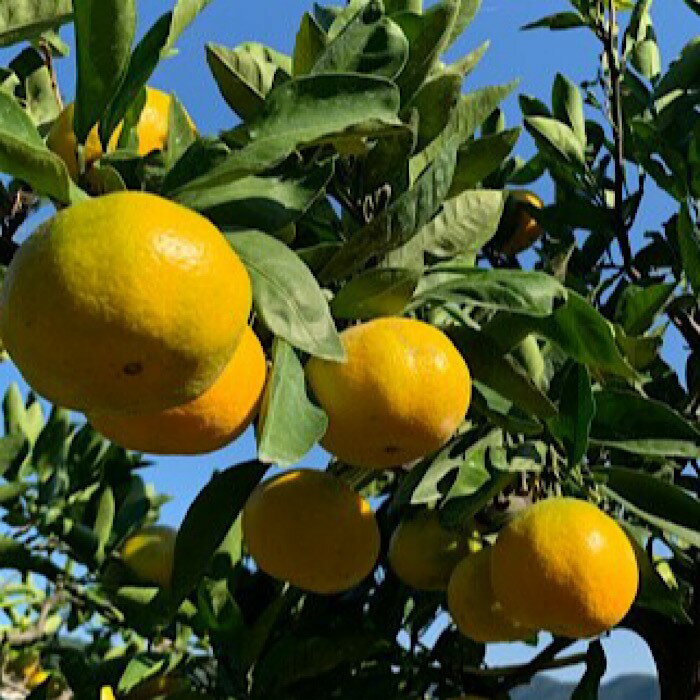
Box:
[0,0,697,697]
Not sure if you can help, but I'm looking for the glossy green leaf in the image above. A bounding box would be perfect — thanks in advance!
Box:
[162,0,214,57]
[654,37,700,99]
[206,42,291,121]
[0,0,72,49]
[0,91,86,204]
[600,468,700,547]
[311,3,408,80]
[448,326,558,419]
[449,129,520,196]
[171,460,268,604]
[552,73,586,146]
[417,268,566,316]
[257,339,328,466]
[293,13,327,76]
[413,189,506,258]
[410,81,517,180]
[548,363,594,467]
[678,204,700,297]
[524,116,586,166]
[164,94,196,169]
[73,0,136,142]
[93,486,115,559]
[228,231,344,360]
[590,390,700,457]
[446,0,480,47]
[331,268,421,319]
[614,282,676,336]
[320,139,457,281]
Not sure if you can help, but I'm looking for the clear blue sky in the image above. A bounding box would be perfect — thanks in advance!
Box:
[2,0,696,693]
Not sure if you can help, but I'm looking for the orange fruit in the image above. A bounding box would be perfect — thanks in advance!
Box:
[500,190,544,256]
[447,548,533,643]
[121,525,177,589]
[0,191,251,413]
[90,327,266,455]
[47,87,195,179]
[491,497,639,638]
[243,469,380,594]
[306,318,471,468]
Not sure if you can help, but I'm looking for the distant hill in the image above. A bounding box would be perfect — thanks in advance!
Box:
[511,673,659,699]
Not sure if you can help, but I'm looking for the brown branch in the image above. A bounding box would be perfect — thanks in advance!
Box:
[496,637,575,693]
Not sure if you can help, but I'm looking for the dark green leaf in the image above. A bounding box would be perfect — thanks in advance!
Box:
[599,467,700,547]
[171,460,268,604]
[548,363,594,467]
[331,268,420,319]
[524,116,585,166]
[164,94,196,169]
[257,339,328,466]
[227,230,344,360]
[678,204,700,297]
[73,0,136,142]
[293,13,327,76]
[614,282,676,336]
[654,37,700,99]
[521,12,587,31]
[0,0,72,49]
[446,0,480,47]
[590,390,700,457]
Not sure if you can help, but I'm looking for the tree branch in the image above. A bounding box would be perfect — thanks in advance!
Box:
[496,637,575,692]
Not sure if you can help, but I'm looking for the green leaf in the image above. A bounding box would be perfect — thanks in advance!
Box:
[117,657,166,694]
[614,282,676,335]
[24,64,62,128]
[320,138,457,281]
[521,12,587,31]
[654,37,700,99]
[254,634,390,696]
[446,39,489,78]
[164,94,196,169]
[417,268,567,317]
[311,2,408,80]
[393,2,457,102]
[524,116,586,166]
[572,641,606,699]
[552,73,586,146]
[678,203,700,297]
[0,434,28,477]
[413,189,506,258]
[206,42,291,121]
[590,390,700,457]
[599,468,700,547]
[410,81,517,181]
[93,486,115,560]
[162,0,214,58]
[548,363,594,467]
[446,0,480,47]
[227,231,344,360]
[681,0,700,15]
[176,74,401,194]
[170,460,268,604]
[257,339,328,466]
[331,268,420,319]
[174,161,333,234]
[0,92,86,204]
[448,326,558,419]
[449,129,520,196]
[631,39,661,81]
[293,13,327,76]
[0,0,72,49]
[73,0,136,142]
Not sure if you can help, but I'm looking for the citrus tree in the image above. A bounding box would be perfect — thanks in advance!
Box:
[0,0,697,698]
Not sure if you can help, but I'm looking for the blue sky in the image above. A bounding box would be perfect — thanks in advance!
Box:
[2,0,696,692]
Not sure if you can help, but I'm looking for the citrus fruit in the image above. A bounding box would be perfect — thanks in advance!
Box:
[101,688,117,700]
[0,191,251,413]
[121,525,177,589]
[89,326,266,455]
[305,317,471,469]
[243,469,380,594]
[388,510,478,591]
[491,497,639,638]
[500,190,544,256]
[447,548,533,643]
[47,87,194,179]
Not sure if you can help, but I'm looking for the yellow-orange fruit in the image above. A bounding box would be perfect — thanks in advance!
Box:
[306,318,471,468]
[121,525,177,589]
[501,191,544,256]
[90,327,266,455]
[47,87,194,179]
[491,497,639,638]
[447,548,533,643]
[388,511,478,591]
[0,191,251,413]
[243,469,380,594]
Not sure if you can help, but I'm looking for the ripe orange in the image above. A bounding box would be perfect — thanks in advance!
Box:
[47,87,195,179]
[243,469,380,594]
[447,548,533,643]
[500,190,544,256]
[306,318,471,468]
[120,525,177,589]
[0,191,251,413]
[491,497,639,638]
[89,327,266,455]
